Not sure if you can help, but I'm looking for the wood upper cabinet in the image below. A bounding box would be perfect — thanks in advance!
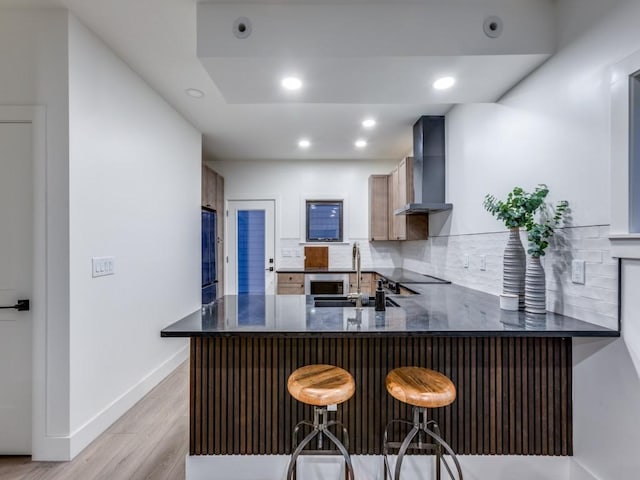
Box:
[370,159,427,242]
[388,167,403,240]
[202,165,217,209]
[368,175,389,241]
[389,157,428,241]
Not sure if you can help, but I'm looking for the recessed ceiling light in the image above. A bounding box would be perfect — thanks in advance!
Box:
[362,118,376,128]
[433,77,456,90]
[298,139,311,148]
[185,88,205,98]
[281,77,303,90]
[355,139,367,148]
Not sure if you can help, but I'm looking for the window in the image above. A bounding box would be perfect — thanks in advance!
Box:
[306,200,343,242]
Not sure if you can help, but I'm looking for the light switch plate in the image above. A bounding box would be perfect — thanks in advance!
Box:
[571,259,585,284]
[92,256,115,278]
[463,254,469,268]
[480,255,487,271]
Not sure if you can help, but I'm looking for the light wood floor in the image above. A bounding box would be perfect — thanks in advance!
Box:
[0,361,189,480]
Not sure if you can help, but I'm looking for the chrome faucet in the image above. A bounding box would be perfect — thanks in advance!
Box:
[348,242,363,308]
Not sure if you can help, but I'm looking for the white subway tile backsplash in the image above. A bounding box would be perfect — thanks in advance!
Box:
[573,250,604,263]
[400,225,618,328]
[278,238,399,270]
[277,225,617,328]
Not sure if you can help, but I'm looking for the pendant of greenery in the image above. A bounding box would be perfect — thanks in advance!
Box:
[483,185,550,228]
[525,200,569,257]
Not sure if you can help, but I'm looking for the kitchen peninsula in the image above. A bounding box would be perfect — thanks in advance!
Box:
[162,279,618,461]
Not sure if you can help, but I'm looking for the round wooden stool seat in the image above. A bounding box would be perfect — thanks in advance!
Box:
[288,364,355,407]
[386,367,456,408]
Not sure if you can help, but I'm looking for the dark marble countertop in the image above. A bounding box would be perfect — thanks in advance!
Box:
[161,283,619,338]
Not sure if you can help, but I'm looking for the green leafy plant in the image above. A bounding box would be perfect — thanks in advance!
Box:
[483,184,550,228]
[525,200,569,257]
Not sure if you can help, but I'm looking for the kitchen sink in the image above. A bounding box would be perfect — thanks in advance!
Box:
[313,296,399,308]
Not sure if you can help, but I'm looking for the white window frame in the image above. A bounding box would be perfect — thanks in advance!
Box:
[610,49,640,258]
[299,193,350,244]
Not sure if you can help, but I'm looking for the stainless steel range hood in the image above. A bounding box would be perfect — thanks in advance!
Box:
[395,116,453,215]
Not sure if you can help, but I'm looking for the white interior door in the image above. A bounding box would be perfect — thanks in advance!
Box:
[0,122,33,454]
[227,200,276,295]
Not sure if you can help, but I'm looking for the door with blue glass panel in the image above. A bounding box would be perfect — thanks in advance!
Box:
[227,200,276,295]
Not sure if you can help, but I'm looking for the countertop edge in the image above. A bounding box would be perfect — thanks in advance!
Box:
[161,328,620,339]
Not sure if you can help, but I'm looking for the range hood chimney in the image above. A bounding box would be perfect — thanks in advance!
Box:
[395,116,453,215]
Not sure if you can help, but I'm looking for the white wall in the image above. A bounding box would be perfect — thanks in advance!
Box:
[0,9,71,459]
[67,15,200,457]
[210,159,402,269]
[432,0,640,477]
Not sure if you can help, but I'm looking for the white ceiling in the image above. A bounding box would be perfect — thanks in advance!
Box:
[0,0,556,162]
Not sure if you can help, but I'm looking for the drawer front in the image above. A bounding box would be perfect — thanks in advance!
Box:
[277,285,304,295]
[278,273,304,285]
[349,273,373,287]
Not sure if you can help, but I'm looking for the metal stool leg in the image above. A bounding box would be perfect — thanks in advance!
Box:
[287,407,355,480]
[382,407,463,480]
[287,428,320,480]
[394,425,420,480]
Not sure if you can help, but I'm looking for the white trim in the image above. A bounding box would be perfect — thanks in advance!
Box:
[610,236,640,259]
[0,106,49,459]
[610,48,640,242]
[186,454,572,480]
[609,234,640,239]
[68,344,188,458]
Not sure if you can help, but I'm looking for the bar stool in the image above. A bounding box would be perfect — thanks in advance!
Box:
[286,364,356,480]
[383,367,463,480]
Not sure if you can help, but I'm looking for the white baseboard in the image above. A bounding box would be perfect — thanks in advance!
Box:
[67,344,189,459]
[186,454,572,480]
[31,435,72,462]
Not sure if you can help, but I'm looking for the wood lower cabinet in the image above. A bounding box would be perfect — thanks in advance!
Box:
[349,272,374,296]
[277,273,304,294]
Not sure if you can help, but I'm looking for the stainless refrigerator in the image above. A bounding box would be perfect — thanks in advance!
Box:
[201,209,217,304]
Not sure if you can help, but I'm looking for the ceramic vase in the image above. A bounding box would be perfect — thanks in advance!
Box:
[525,256,546,314]
[503,227,526,310]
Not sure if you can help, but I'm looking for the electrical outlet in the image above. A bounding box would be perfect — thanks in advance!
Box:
[463,254,469,268]
[92,256,115,278]
[480,255,487,271]
[571,259,585,284]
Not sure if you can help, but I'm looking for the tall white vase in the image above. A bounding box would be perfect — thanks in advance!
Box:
[525,256,546,314]
[503,227,526,310]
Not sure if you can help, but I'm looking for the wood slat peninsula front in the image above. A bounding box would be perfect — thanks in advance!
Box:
[189,335,572,457]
